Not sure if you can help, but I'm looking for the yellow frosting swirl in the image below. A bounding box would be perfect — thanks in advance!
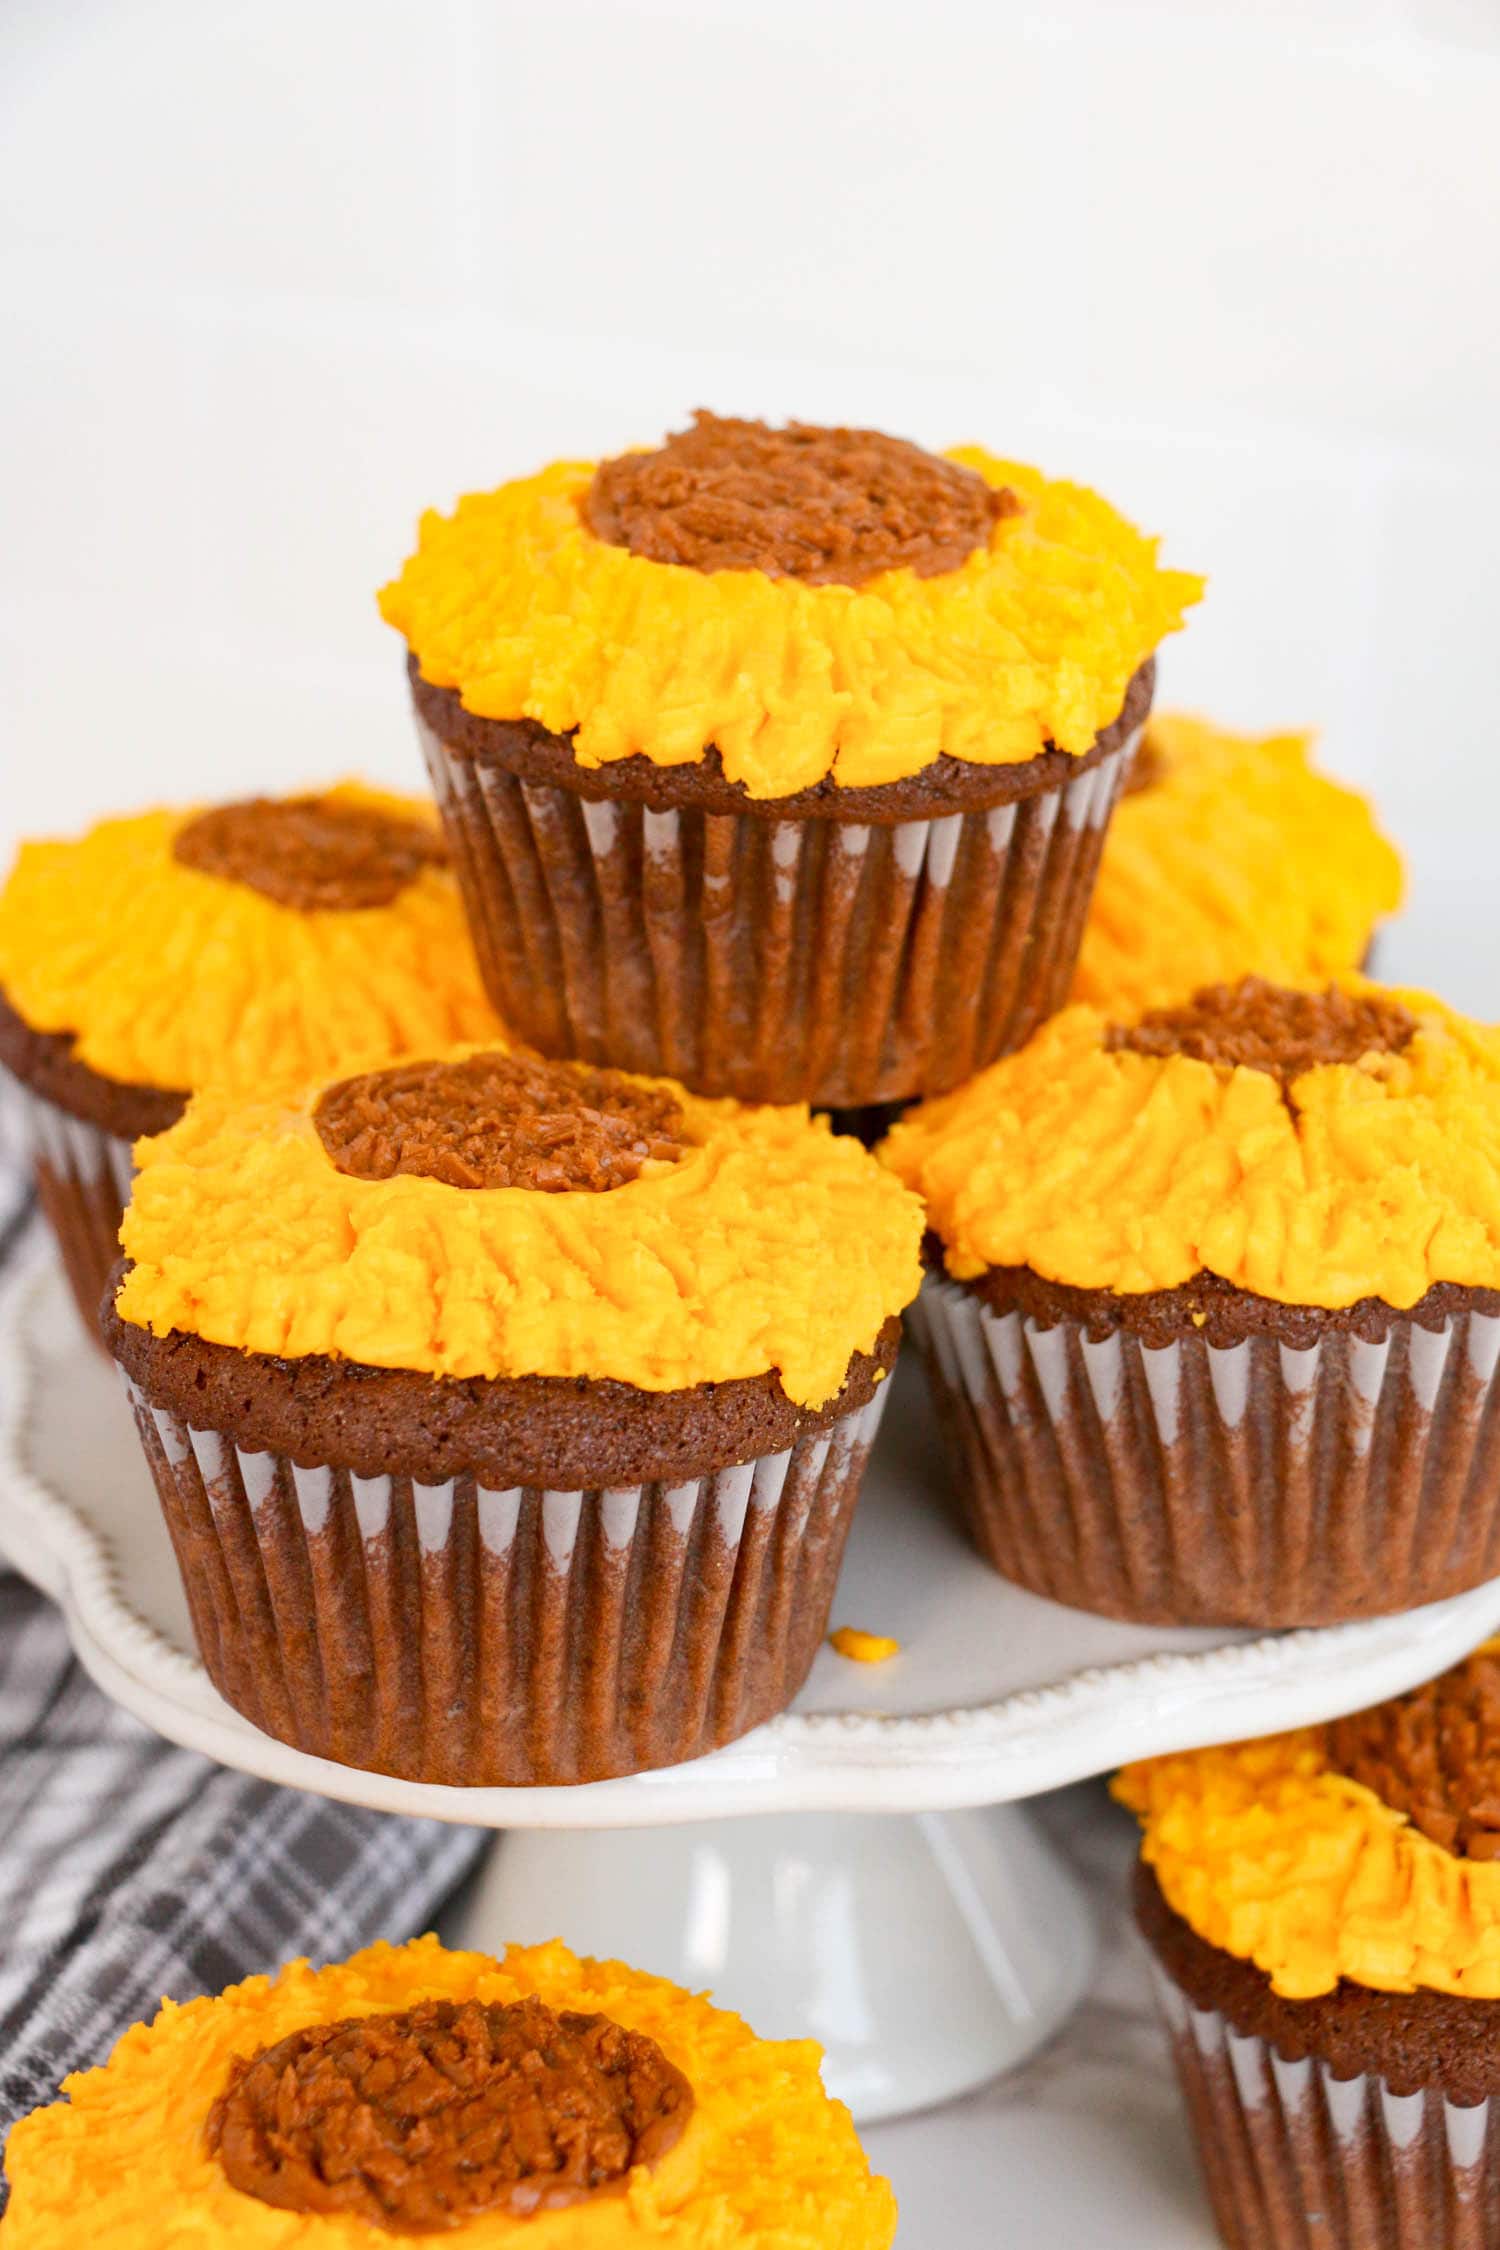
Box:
[0,785,499,1093]
[1,1935,897,2248]
[1072,713,1403,1015]
[378,451,1201,799]
[1115,1724,1500,2002]
[879,983,1500,1308]
[115,1054,924,1404]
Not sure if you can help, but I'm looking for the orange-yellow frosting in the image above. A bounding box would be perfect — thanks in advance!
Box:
[115,1053,924,1404]
[0,785,499,1093]
[2,1935,897,2248]
[1072,713,1404,1015]
[378,451,1201,800]
[879,982,1500,1309]
[1115,1723,1500,2002]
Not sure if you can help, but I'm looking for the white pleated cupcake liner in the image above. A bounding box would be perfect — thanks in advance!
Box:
[909,1274,1500,1626]
[121,1378,890,1786]
[1,1067,135,1340]
[419,711,1133,1106]
[1149,1959,1500,2249]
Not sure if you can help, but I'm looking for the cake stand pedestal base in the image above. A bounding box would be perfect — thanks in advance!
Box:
[452,1805,1096,2123]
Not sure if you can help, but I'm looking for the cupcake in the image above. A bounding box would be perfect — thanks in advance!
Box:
[882,975,1500,1626]
[380,412,1201,1107]
[1072,711,1404,1016]
[0,784,499,1339]
[3,1932,897,2243]
[104,1046,922,1784]
[1117,1645,1500,2250]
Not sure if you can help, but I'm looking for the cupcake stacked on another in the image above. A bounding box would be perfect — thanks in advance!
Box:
[0,784,499,1338]
[1118,1645,1500,2250]
[105,1045,923,1784]
[882,975,1500,1625]
[380,412,1200,1107]
[3,1933,897,2245]
[1072,711,1404,1015]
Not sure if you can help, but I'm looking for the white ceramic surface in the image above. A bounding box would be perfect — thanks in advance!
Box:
[8,1239,1500,1828]
[453,1806,1097,2125]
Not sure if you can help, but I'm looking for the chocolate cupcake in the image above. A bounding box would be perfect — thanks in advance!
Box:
[3,1932,898,2242]
[380,412,1201,1107]
[0,784,499,1341]
[882,976,1500,1626]
[1072,711,1404,1016]
[105,1046,922,1784]
[1117,1647,1500,2250]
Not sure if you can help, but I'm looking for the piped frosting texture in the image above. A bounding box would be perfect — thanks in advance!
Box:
[1,1936,898,2248]
[0,785,500,1094]
[879,979,1500,1308]
[378,438,1201,799]
[1071,713,1403,1015]
[115,1053,924,1404]
[1116,1656,1500,2001]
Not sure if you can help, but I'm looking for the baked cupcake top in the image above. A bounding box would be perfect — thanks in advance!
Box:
[378,411,1202,800]
[0,785,499,1097]
[1116,1644,1500,2002]
[1071,713,1403,1016]
[114,1048,924,1405]
[880,976,1500,1310]
[2,1934,897,2246]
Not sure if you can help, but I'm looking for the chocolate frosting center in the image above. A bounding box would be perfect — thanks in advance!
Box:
[315,1050,688,1192]
[207,1994,694,2233]
[1108,976,1416,1085]
[583,410,1016,586]
[1326,1651,1500,1860]
[173,797,446,912]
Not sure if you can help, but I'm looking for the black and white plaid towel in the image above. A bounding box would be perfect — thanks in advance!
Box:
[0,1189,486,2191]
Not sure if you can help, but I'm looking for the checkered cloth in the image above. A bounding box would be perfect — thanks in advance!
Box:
[0,1185,486,2193]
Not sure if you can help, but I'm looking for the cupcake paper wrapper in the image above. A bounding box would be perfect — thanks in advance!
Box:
[1148,1959,1500,2250]
[121,1381,890,1787]
[909,1275,1500,1626]
[2,1069,133,1343]
[419,714,1133,1106]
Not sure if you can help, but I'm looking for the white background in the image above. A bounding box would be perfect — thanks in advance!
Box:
[3,0,1499,1006]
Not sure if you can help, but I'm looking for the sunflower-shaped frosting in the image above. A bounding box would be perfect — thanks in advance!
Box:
[1116,1645,1500,2001]
[0,784,500,1095]
[2,1936,897,2247]
[1071,713,1403,1015]
[880,977,1500,1309]
[379,417,1202,800]
[116,1048,925,1405]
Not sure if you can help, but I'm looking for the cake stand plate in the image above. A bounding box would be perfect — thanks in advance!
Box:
[6,1237,1500,2121]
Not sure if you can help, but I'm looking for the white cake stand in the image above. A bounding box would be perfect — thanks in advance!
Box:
[6,1237,1500,2122]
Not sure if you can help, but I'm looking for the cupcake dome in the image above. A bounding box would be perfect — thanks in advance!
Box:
[1071,712,1404,1016]
[882,976,1500,1625]
[2,1934,897,2246]
[380,414,1201,1107]
[0,783,501,1339]
[1117,1650,1500,2250]
[106,1048,923,1783]
[0,782,498,1106]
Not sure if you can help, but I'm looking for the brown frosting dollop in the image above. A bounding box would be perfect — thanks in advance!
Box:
[315,1050,688,1192]
[173,796,446,911]
[207,1994,694,2233]
[583,410,1016,586]
[1107,976,1416,1085]
[1326,1651,1500,1860]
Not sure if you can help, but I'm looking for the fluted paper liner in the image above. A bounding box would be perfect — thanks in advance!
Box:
[1148,1959,1500,2249]
[120,1382,889,1786]
[2,1070,133,1343]
[419,714,1133,1106]
[909,1275,1500,1626]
